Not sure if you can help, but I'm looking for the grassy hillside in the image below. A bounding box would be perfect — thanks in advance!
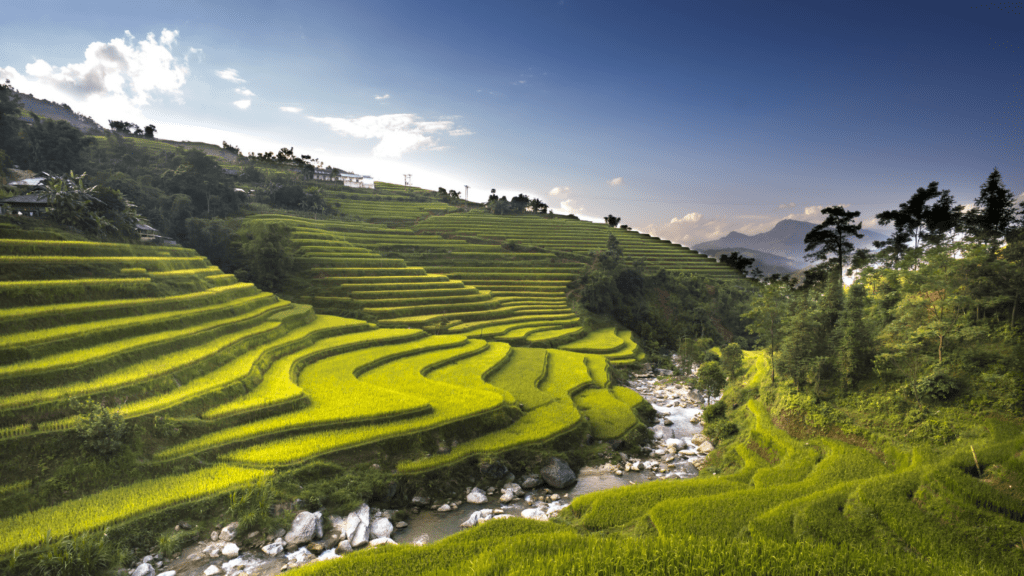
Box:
[0,225,648,567]
[289,350,1024,576]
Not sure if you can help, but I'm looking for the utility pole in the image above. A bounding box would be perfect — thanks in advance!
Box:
[464,185,470,211]
[403,174,412,189]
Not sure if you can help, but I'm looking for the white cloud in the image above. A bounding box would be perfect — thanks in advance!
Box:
[549,186,570,196]
[608,177,623,186]
[233,99,251,109]
[307,113,461,158]
[778,202,795,210]
[559,198,584,214]
[375,94,390,100]
[216,68,245,83]
[235,88,255,97]
[1,29,191,127]
[448,128,474,136]
[670,212,702,224]
[804,205,824,215]
[280,106,302,113]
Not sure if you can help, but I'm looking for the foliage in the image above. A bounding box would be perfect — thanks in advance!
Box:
[236,220,294,291]
[696,361,726,404]
[72,399,134,459]
[229,476,276,533]
[803,205,863,272]
[704,400,727,421]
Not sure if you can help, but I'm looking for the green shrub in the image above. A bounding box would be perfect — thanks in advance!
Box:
[704,401,727,422]
[914,367,959,401]
[25,532,118,576]
[229,477,276,533]
[73,399,134,459]
[704,420,739,444]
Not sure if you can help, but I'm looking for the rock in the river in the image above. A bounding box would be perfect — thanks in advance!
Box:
[437,503,452,512]
[413,534,430,546]
[351,522,369,548]
[131,564,156,576]
[665,438,685,450]
[369,537,397,547]
[203,566,221,576]
[285,511,322,545]
[156,571,176,576]
[370,517,394,540]
[521,508,549,521]
[479,461,508,480]
[466,487,488,504]
[679,461,699,475]
[697,441,715,453]
[540,458,576,489]
[262,538,285,556]
[219,522,239,542]
[336,540,354,554]
[410,495,430,507]
[692,432,707,445]
[221,542,239,559]
[520,474,542,489]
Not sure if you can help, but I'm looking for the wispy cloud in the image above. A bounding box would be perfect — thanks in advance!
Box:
[670,212,702,224]
[233,99,251,109]
[549,186,570,197]
[1,29,191,123]
[375,94,390,100]
[308,113,461,158]
[608,177,623,187]
[216,68,245,83]
[280,106,302,113]
[448,128,474,136]
[235,88,255,97]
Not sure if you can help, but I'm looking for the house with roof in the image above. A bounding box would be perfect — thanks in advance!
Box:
[312,167,375,188]
[0,193,50,216]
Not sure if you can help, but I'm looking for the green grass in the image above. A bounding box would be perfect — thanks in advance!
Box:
[573,388,639,439]
[0,465,268,555]
[487,348,552,410]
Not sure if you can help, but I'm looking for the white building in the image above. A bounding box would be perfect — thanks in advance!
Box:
[313,167,375,188]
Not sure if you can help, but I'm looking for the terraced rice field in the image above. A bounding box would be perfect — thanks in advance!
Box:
[0,234,644,554]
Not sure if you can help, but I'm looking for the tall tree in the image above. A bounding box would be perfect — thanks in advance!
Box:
[966,168,1021,250]
[143,124,157,139]
[604,214,621,227]
[742,282,787,386]
[804,205,864,280]
[0,79,23,155]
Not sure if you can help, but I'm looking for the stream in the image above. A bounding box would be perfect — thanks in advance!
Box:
[392,376,707,545]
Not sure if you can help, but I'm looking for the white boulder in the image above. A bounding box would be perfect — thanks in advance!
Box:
[466,487,488,504]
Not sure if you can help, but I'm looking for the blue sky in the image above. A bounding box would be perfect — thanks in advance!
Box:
[2,0,1020,244]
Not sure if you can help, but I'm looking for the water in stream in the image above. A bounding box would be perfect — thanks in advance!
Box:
[392,382,707,545]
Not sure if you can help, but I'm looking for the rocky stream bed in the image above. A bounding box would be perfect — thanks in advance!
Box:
[125,367,714,576]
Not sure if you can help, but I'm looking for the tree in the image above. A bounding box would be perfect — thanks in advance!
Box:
[605,214,621,227]
[678,336,714,376]
[143,124,157,138]
[720,342,744,380]
[528,197,548,214]
[876,182,961,267]
[237,221,294,292]
[696,361,726,405]
[804,205,863,281]
[836,282,872,392]
[19,114,90,173]
[742,282,787,386]
[108,120,140,135]
[510,193,530,212]
[719,252,755,276]
[488,191,499,203]
[966,168,1021,250]
[0,79,22,155]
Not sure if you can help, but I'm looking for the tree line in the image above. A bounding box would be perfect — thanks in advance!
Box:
[743,169,1024,413]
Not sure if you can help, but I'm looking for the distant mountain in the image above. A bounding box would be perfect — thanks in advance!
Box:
[693,219,887,273]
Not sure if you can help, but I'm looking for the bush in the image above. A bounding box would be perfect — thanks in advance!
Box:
[25,532,119,576]
[73,400,133,459]
[704,401,727,422]
[703,420,739,444]
[228,477,276,534]
[914,367,959,401]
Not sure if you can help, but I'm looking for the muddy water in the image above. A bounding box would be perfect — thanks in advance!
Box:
[392,389,705,546]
